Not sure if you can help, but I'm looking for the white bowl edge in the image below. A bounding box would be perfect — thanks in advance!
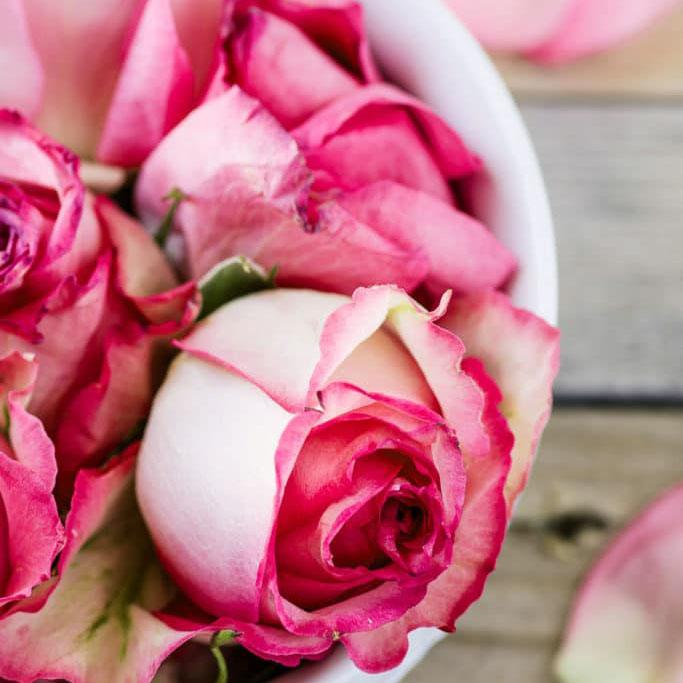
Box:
[281,1,557,681]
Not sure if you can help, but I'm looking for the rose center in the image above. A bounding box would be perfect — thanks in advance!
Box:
[382,498,425,539]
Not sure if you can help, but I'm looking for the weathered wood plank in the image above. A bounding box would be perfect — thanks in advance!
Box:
[518,103,683,397]
[494,8,683,100]
[403,408,683,682]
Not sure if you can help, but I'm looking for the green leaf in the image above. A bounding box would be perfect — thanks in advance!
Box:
[198,256,275,321]
[154,188,187,248]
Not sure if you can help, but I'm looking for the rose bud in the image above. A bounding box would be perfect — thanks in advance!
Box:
[136,87,515,300]
[137,285,558,671]
[0,0,224,166]
[447,0,680,64]
[555,485,683,683]
[0,352,62,616]
[0,110,197,491]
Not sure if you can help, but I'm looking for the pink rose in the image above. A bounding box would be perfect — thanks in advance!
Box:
[0,110,198,491]
[555,485,683,683]
[0,0,224,165]
[136,86,515,300]
[0,351,62,615]
[137,285,559,672]
[447,0,681,63]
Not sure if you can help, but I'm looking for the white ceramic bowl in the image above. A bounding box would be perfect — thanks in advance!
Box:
[281,0,557,681]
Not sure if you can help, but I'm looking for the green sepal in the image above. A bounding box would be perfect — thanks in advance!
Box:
[198,256,275,321]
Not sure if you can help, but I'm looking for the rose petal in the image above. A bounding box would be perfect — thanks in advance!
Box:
[0,450,194,683]
[137,353,319,620]
[0,0,43,117]
[447,0,572,53]
[292,83,481,201]
[228,8,359,129]
[248,0,379,81]
[135,87,311,278]
[439,290,559,508]
[331,180,517,298]
[177,288,347,412]
[340,360,511,672]
[529,0,681,64]
[555,485,683,683]
[97,0,195,166]
[21,0,142,157]
[169,0,225,96]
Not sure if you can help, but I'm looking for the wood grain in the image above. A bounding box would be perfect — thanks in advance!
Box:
[494,8,683,100]
[519,103,683,398]
[403,408,683,682]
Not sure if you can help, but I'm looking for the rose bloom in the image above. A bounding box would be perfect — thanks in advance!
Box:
[446,0,681,63]
[137,285,559,671]
[136,1,515,301]
[0,109,197,490]
[0,0,224,166]
[0,351,62,615]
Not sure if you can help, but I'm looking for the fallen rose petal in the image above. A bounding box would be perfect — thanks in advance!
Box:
[228,8,359,129]
[555,485,683,683]
[448,0,681,64]
[439,290,559,508]
[0,448,195,683]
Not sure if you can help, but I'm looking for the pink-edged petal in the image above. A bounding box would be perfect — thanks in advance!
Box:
[0,449,195,683]
[331,181,516,298]
[312,286,490,460]
[440,290,560,508]
[341,361,511,672]
[0,451,63,609]
[0,0,43,117]
[0,351,62,609]
[137,352,320,619]
[292,83,480,201]
[178,288,347,412]
[530,0,681,64]
[3,354,56,489]
[21,0,142,157]
[447,0,573,53]
[229,8,359,129]
[555,485,683,683]
[97,0,195,166]
[252,0,379,81]
[135,87,311,278]
[24,256,111,434]
[0,109,84,269]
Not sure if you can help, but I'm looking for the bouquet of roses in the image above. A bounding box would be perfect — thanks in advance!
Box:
[0,1,559,681]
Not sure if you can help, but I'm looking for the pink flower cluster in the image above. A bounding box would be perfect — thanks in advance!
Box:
[0,1,559,682]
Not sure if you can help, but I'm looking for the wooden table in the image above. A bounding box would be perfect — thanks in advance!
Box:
[405,10,683,682]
